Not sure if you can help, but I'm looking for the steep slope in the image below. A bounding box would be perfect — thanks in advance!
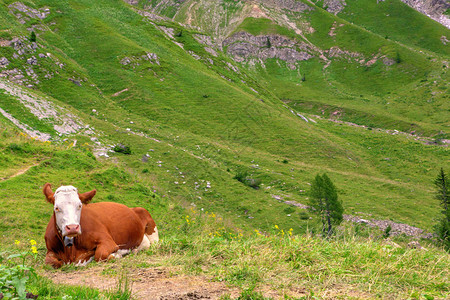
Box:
[134,0,449,136]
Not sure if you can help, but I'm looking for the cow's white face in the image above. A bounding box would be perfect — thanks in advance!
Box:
[53,186,83,237]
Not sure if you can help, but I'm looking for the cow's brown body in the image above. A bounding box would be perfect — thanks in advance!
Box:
[45,201,157,268]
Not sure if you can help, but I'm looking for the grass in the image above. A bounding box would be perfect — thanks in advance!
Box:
[337,0,450,56]
[4,209,448,299]
[148,224,449,298]
[0,128,448,299]
[233,17,298,40]
[0,0,449,298]
[0,0,448,233]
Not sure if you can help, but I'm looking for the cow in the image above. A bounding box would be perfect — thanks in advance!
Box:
[43,183,158,268]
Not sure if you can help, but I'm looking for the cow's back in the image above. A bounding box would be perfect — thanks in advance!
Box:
[82,202,145,249]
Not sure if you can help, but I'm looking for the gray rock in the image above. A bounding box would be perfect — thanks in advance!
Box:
[146,52,160,65]
[68,78,81,86]
[223,32,312,64]
[344,214,434,239]
[407,241,423,249]
[120,57,131,65]
[400,0,450,28]
[26,56,37,65]
[0,57,9,67]
[382,57,396,66]
[0,39,11,47]
[324,0,347,15]
[259,0,313,12]
[9,2,50,20]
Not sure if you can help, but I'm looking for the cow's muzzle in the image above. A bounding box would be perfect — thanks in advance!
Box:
[64,224,81,237]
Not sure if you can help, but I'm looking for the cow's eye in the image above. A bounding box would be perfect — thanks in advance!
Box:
[77,204,82,210]
[54,206,60,212]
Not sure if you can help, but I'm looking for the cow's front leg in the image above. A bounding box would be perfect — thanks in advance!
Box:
[45,251,63,268]
[94,239,119,262]
[74,250,95,266]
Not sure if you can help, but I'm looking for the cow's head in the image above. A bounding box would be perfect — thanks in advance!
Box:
[43,183,96,238]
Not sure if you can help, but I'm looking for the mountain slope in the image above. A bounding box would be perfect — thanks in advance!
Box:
[0,0,448,235]
[0,1,449,298]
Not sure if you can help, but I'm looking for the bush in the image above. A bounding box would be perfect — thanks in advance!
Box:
[299,211,309,220]
[113,144,131,155]
[233,169,261,189]
[284,207,295,214]
[383,225,392,239]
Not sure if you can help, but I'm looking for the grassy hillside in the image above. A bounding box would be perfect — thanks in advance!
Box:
[0,0,449,298]
[336,0,450,55]
[0,131,448,299]
[0,0,448,232]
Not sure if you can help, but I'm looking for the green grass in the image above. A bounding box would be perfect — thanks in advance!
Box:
[3,202,449,299]
[0,128,448,298]
[338,0,450,56]
[0,1,449,297]
[233,17,298,40]
[0,0,448,233]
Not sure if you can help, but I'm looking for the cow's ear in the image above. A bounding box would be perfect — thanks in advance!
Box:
[43,183,55,204]
[78,189,96,204]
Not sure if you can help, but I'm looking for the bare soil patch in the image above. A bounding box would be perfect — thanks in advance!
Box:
[0,162,40,181]
[44,266,240,300]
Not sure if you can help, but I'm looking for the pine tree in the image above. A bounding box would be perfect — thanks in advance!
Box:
[266,37,271,48]
[434,168,450,250]
[395,51,401,64]
[30,31,36,43]
[308,173,344,236]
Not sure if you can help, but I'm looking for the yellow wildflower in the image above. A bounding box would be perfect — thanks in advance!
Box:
[31,246,38,254]
[30,239,37,245]
[274,225,279,229]
[14,240,20,245]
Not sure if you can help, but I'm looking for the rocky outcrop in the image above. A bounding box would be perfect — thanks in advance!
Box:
[8,2,50,24]
[0,57,10,68]
[324,0,347,15]
[0,79,87,139]
[344,215,433,239]
[120,52,161,67]
[399,0,450,28]
[223,32,312,65]
[259,0,313,12]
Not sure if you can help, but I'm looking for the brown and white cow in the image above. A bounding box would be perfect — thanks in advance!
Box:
[43,183,158,268]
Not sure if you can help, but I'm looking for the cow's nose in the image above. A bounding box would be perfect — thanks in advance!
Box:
[65,224,80,234]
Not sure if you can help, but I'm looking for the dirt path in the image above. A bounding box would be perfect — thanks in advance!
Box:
[45,267,240,300]
[0,163,40,181]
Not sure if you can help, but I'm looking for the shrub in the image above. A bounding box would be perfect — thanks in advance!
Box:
[383,225,392,239]
[113,144,131,155]
[299,211,309,220]
[284,207,295,214]
[233,169,261,189]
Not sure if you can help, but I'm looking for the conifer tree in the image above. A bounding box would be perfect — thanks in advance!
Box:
[30,31,36,42]
[308,173,344,236]
[434,168,449,250]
